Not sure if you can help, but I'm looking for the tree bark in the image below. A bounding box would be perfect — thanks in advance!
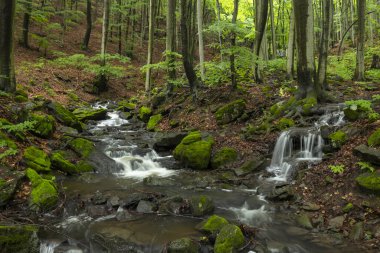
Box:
[117,0,122,54]
[82,0,92,50]
[286,7,295,79]
[0,0,16,92]
[253,0,269,83]
[230,0,239,89]
[216,0,223,62]
[197,0,205,81]
[269,0,277,59]
[145,0,155,94]
[354,0,366,81]
[166,0,176,95]
[22,0,33,49]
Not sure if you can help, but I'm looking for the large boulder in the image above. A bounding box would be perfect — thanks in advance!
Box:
[0,225,39,253]
[353,144,380,165]
[215,99,246,125]
[173,131,214,170]
[214,224,245,253]
[72,107,107,121]
[167,238,199,253]
[356,172,380,192]
[117,100,136,112]
[138,106,152,123]
[46,102,82,131]
[68,138,94,159]
[196,215,229,235]
[153,132,187,152]
[23,146,51,173]
[233,157,265,177]
[51,151,79,175]
[147,114,163,131]
[29,113,55,138]
[211,147,238,169]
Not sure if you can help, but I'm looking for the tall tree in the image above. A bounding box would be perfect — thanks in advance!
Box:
[286,7,295,79]
[253,0,269,83]
[216,0,223,62]
[82,0,92,50]
[197,0,205,81]
[21,0,33,48]
[166,0,176,95]
[230,0,239,89]
[145,0,155,94]
[0,0,17,92]
[293,0,316,99]
[354,0,366,81]
[269,0,277,58]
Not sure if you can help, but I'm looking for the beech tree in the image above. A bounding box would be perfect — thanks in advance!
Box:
[82,0,92,50]
[197,0,205,81]
[0,0,17,92]
[230,0,239,89]
[145,0,155,94]
[21,0,33,48]
[253,0,269,83]
[166,0,176,95]
[354,0,366,81]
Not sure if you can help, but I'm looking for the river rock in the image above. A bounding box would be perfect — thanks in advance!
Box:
[138,106,152,123]
[158,196,185,215]
[167,238,199,253]
[136,200,156,213]
[296,213,313,229]
[154,157,181,170]
[353,144,380,165]
[107,196,120,207]
[233,157,265,177]
[143,176,177,187]
[356,171,380,192]
[51,151,79,175]
[23,146,51,173]
[73,107,107,121]
[328,216,345,230]
[196,215,229,234]
[87,205,108,217]
[214,224,245,253]
[29,113,55,138]
[267,184,294,201]
[189,195,214,216]
[46,101,83,131]
[153,132,187,151]
[301,202,321,211]
[349,222,364,241]
[147,114,163,131]
[0,225,40,253]
[211,147,238,169]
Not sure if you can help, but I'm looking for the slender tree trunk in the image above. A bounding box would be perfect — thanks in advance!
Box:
[253,0,269,83]
[0,0,16,92]
[82,0,92,50]
[350,0,355,45]
[22,0,33,49]
[317,0,332,94]
[230,0,239,89]
[166,0,176,95]
[354,0,366,81]
[286,7,295,79]
[145,0,155,94]
[293,0,316,99]
[216,0,223,62]
[197,0,205,81]
[117,0,122,54]
[269,0,277,59]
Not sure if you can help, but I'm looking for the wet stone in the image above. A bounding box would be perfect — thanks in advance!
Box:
[87,205,108,218]
[91,191,107,205]
[136,200,156,213]
[301,202,321,211]
[328,216,345,230]
[107,196,120,208]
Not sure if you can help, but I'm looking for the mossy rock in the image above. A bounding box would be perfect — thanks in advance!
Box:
[344,107,361,121]
[189,195,214,217]
[343,203,354,213]
[68,138,94,158]
[167,237,199,253]
[46,102,82,131]
[72,107,107,121]
[138,106,152,123]
[214,224,245,253]
[173,132,214,170]
[0,225,39,253]
[23,147,51,173]
[151,92,167,108]
[117,100,136,112]
[25,168,58,211]
[147,114,163,132]
[196,215,229,235]
[356,172,380,192]
[329,130,347,148]
[76,160,94,173]
[277,118,295,130]
[211,147,238,169]
[270,97,297,117]
[15,95,28,103]
[51,151,78,175]
[215,99,246,125]
[368,128,380,147]
[29,113,55,138]
[0,131,17,150]
[299,97,317,116]
[0,170,23,207]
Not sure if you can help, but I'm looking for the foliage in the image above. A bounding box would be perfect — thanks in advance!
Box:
[357,162,375,173]
[329,165,345,174]
[0,149,18,160]
[0,120,36,135]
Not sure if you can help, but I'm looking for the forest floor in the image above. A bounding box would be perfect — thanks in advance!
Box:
[1,18,380,251]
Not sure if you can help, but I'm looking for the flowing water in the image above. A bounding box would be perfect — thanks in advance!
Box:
[39,103,362,253]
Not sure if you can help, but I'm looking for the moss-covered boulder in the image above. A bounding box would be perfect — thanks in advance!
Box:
[51,151,78,175]
[356,172,380,192]
[211,147,238,169]
[196,215,229,234]
[173,131,214,170]
[368,128,380,147]
[23,147,51,173]
[117,100,136,112]
[0,131,17,150]
[68,138,94,158]
[72,107,107,121]
[0,170,23,207]
[329,130,347,149]
[167,237,199,253]
[215,99,246,125]
[46,102,82,131]
[214,224,245,253]
[353,145,380,165]
[233,157,265,177]
[0,225,39,253]
[189,195,214,217]
[138,106,152,123]
[29,113,55,138]
[277,118,295,130]
[299,97,317,116]
[25,168,58,211]
[147,114,163,131]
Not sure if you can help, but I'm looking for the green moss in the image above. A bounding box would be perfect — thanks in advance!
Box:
[300,97,317,116]
[25,168,43,187]
[51,151,78,175]
[173,132,213,170]
[68,138,94,158]
[138,106,152,123]
[0,225,39,253]
[211,147,238,169]
[270,97,297,118]
[23,146,51,172]
[214,224,245,253]
[76,160,94,173]
[356,172,380,192]
[215,99,246,125]
[368,128,380,147]
[197,215,229,234]
[14,95,28,103]
[343,203,354,213]
[329,130,347,148]
[0,131,17,150]
[117,100,136,111]
[47,102,82,131]
[277,118,295,130]
[30,180,58,211]
[344,100,374,121]
[29,113,55,138]
[147,114,163,131]
[190,195,214,217]
[72,108,107,121]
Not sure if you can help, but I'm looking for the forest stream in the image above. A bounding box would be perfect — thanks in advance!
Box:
[37,102,361,253]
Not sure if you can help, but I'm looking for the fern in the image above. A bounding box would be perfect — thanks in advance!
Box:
[329,165,345,174]
[0,149,18,160]
[0,120,36,135]
[357,162,375,173]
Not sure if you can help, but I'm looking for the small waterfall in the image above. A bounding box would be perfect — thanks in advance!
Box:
[268,106,344,182]
[40,241,60,253]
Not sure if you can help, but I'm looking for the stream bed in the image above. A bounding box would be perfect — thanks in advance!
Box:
[39,103,361,253]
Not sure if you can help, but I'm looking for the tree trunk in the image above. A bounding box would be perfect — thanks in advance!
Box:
[0,0,16,92]
[350,0,355,46]
[22,0,33,48]
[230,0,239,89]
[216,0,223,62]
[286,7,295,79]
[253,0,269,83]
[197,0,205,81]
[354,0,366,81]
[269,0,277,59]
[166,0,176,95]
[145,0,155,94]
[293,0,316,99]
[82,0,92,50]
[117,0,122,54]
